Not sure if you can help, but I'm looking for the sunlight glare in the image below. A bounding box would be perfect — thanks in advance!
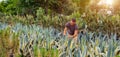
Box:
[106,0,113,5]
[98,0,113,6]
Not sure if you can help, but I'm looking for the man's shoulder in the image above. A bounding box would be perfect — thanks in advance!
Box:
[65,22,70,26]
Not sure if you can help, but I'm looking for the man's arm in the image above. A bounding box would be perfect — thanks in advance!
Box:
[73,25,79,38]
[63,27,67,35]
[73,30,78,38]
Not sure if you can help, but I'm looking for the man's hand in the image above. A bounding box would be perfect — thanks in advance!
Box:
[63,27,67,36]
[63,32,66,36]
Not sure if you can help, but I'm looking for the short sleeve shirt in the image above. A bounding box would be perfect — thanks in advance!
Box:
[65,22,78,35]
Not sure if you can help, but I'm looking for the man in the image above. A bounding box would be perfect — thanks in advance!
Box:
[63,18,79,39]
[63,18,79,51]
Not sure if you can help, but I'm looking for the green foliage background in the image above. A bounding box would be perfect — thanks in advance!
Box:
[0,0,120,37]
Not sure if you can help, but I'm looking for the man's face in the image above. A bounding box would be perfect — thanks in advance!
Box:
[70,21,76,26]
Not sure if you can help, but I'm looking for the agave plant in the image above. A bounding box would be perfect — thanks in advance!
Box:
[0,27,20,57]
[0,22,120,57]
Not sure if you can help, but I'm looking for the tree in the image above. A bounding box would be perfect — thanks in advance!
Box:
[72,0,91,13]
[0,0,18,14]
[0,0,73,15]
[89,0,101,12]
[113,0,120,13]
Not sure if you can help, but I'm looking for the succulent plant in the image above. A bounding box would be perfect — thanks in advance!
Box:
[0,23,120,57]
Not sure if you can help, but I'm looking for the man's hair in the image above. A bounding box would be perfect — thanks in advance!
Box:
[71,18,76,22]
